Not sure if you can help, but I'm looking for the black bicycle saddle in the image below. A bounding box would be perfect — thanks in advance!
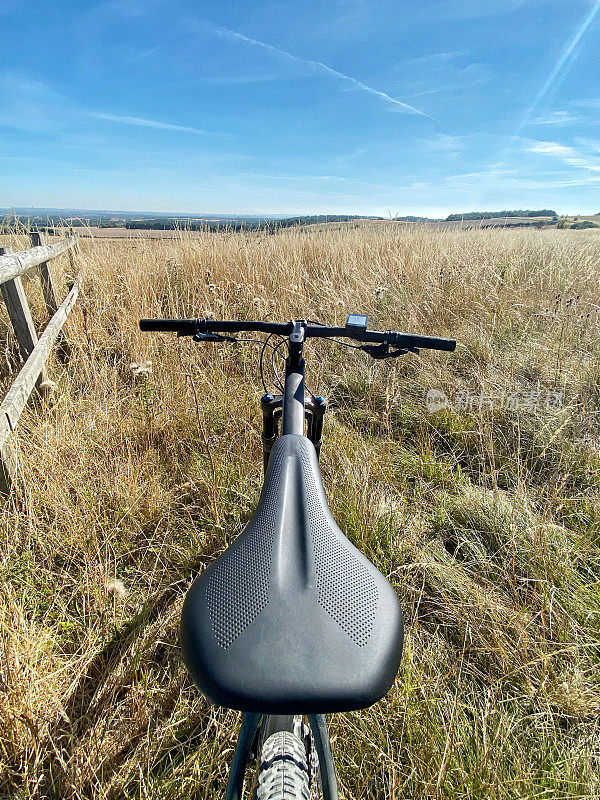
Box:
[181,434,403,714]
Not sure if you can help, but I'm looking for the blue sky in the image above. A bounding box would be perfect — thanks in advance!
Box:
[1,0,599,216]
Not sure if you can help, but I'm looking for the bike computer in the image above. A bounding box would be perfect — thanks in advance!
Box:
[345,313,368,332]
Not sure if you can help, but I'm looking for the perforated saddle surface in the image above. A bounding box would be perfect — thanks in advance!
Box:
[181,434,403,714]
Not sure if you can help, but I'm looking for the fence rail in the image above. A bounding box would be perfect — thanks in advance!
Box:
[0,235,77,285]
[0,233,81,494]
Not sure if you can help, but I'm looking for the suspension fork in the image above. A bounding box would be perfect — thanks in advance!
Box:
[261,394,328,471]
[307,395,327,459]
[260,393,282,473]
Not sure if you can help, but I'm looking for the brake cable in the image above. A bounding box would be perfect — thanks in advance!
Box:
[191,324,419,401]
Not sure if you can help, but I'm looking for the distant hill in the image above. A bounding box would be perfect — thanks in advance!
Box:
[394,215,439,222]
[124,214,383,232]
[446,210,557,221]
[0,208,384,233]
[0,207,281,221]
[7,207,600,235]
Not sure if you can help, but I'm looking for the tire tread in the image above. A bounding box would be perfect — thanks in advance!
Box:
[255,731,310,800]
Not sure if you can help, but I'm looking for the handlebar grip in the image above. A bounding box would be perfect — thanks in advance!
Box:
[388,331,456,351]
[139,318,199,333]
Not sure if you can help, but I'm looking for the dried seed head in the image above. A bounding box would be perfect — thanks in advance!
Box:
[106,578,127,601]
[130,360,152,376]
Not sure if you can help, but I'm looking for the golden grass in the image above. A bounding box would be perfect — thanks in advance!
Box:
[0,223,599,799]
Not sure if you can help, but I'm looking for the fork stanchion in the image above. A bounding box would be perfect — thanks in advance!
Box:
[261,393,282,473]
[307,395,327,460]
[308,714,339,800]
[225,712,262,800]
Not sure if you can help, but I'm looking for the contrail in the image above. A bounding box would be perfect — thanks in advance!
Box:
[90,111,207,134]
[520,0,600,129]
[208,23,437,122]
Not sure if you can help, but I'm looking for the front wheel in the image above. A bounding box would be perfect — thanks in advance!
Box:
[255,730,311,800]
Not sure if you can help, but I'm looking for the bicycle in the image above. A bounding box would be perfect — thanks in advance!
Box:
[140,314,456,799]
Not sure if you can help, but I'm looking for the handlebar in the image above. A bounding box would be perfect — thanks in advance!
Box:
[139,318,456,353]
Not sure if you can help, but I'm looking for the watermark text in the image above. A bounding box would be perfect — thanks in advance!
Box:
[425,388,564,413]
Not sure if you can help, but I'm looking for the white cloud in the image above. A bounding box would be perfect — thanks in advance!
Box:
[530,111,578,126]
[89,112,207,134]
[576,138,600,153]
[528,140,600,173]
[412,0,529,23]
[0,73,210,137]
[405,50,471,66]
[0,73,74,132]
[529,141,573,156]
[418,134,464,153]
[204,21,438,121]
[574,98,600,109]
[200,74,280,85]
[444,165,600,191]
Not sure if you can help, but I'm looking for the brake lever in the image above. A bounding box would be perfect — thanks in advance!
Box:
[359,343,419,359]
[191,332,238,343]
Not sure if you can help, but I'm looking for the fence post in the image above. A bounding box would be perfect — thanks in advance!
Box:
[0,273,81,496]
[0,435,16,495]
[0,246,20,494]
[0,246,46,391]
[30,230,60,315]
[31,230,70,359]
[0,235,80,495]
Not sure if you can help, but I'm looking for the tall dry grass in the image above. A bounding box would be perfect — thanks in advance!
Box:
[0,223,599,799]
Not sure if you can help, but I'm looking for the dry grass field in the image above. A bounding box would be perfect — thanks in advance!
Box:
[76,227,202,239]
[0,224,599,799]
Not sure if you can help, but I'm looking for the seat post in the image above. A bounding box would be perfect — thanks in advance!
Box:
[281,321,306,437]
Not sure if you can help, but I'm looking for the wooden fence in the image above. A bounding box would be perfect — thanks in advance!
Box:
[0,233,81,494]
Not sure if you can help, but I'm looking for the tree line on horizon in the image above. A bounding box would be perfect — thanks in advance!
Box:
[4,209,600,235]
[445,209,557,221]
[123,214,384,231]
